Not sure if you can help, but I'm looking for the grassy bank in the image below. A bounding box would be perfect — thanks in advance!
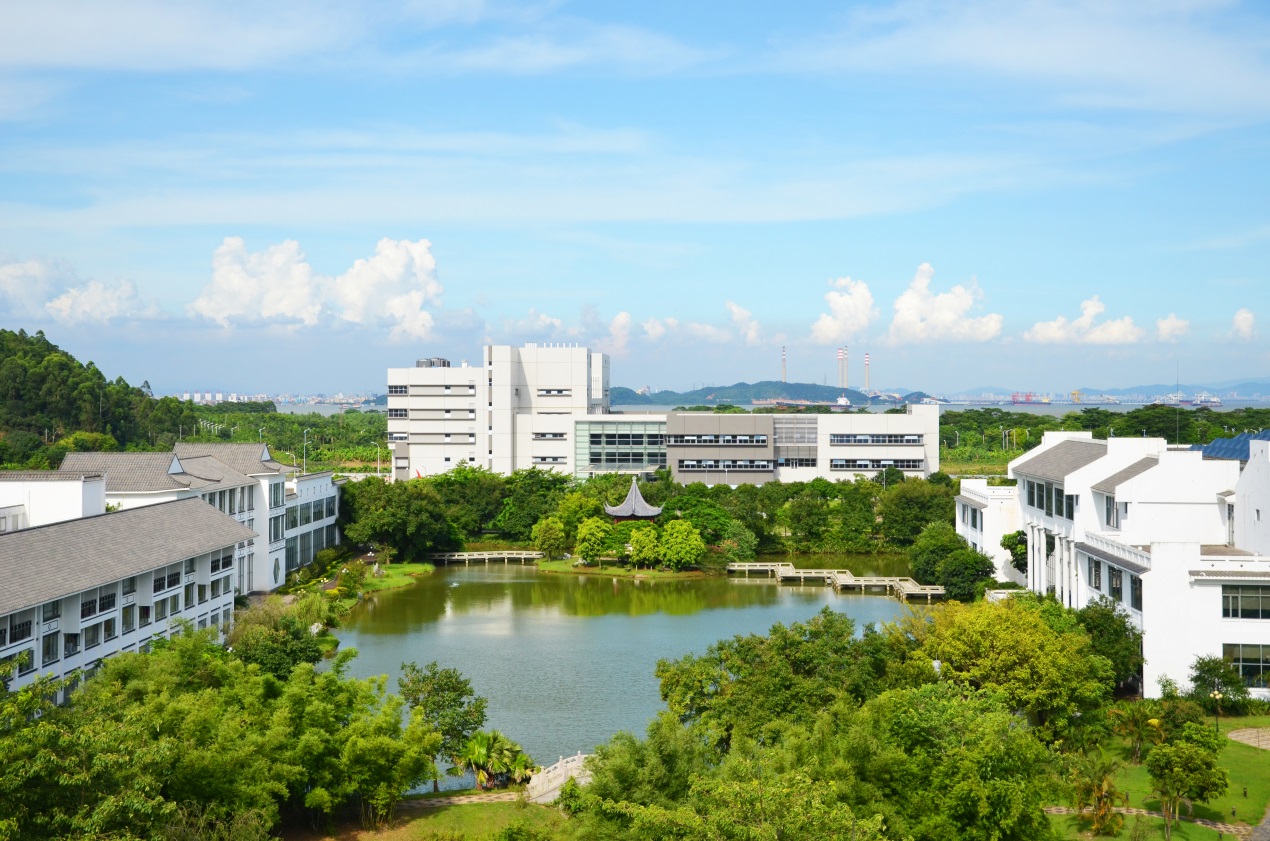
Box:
[284,801,568,841]
[359,561,436,594]
[536,559,706,580]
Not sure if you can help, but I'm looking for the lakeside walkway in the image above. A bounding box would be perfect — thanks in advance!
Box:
[726,561,945,602]
[430,550,544,565]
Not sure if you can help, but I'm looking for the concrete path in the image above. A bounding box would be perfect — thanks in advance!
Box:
[400,791,520,809]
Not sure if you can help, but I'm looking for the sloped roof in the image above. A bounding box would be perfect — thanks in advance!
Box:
[0,471,101,482]
[1076,541,1150,575]
[604,478,663,518]
[177,455,256,489]
[954,494,987,510]
[1090,457,1158,494]
[174,442,285,476]
[1193,429,1270,462]
[1013,439,1107,483]
[0,498,256,616]
[60,452,215,493]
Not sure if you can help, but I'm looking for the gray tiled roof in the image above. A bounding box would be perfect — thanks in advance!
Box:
[1013,439,1107,483]
[174,443,286,476]
[1076,541,1150,575]
[1090,457,1158,494]
[59,452,214,493]
[0,498,256,616]
[604,478,663,518]
[0,471,102,482]
[177,455,256,489]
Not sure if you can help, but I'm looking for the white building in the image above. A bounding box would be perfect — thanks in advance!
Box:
[955,478,1022,583]
[974,430,1270,699]
[0,471,107,531]
[0,498,255,696]
[387,344,940,484]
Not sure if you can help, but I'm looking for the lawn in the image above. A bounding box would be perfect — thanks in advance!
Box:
[360,562,436,593]
[1049,812,1228,840]
[284,801,569,841]
[536,559,705,580]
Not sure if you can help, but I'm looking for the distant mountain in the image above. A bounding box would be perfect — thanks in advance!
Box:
[611,381,897,406]
[953,380,1270,399]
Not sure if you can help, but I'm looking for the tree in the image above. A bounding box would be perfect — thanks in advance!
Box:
[575,517,613,566]
[1146,741,1228,839]
[938,548,994,602]
[1187,654,1251,715]
[628,525,662,568]
[783,493,830,550]
[1000,530,1028,574]
[1078,597,1144,688]
[908,521,966,585]
[554,492,604,542]
[657,495,733,544]
[491,469,571,541]
[878,478,954,545]
[1109,701,1163,764]
[659,520,706,571]
[340,478,462,560]
[398,661,489,792]
[229,614,322,680]
[1069,753,1129,836]
[531,516,567,560]
[717,520,757,562]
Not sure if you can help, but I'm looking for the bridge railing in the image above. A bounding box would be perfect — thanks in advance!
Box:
[526,752,592,804]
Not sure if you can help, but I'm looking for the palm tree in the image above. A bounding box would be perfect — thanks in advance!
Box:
[455,731,495,789]
[1070,753,1129,836]
[507,752,536,786]
[1109,701,1163,764]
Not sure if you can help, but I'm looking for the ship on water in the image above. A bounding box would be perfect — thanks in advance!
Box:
[1011,392,1052,405]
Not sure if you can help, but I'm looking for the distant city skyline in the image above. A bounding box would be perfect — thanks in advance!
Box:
[1,2,1267,394]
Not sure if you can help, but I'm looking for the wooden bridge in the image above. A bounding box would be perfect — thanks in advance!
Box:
[430,550,544,565]
[726,562,945,602]
[525,752,592,805]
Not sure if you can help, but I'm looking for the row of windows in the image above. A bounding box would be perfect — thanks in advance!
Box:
[961,503,982,530]
[533,432,567,440]
[203,485,255,516]
[589,433,666,446]
[678,460,774,472]
[387,385,407,395]
[1024,479,1076,520]
[387,408,408,418]
[1224,644,1270,688]
[532,456,566,464]
[829,459,924,470]
[829,433,923,445]
[667,434,768,446]
[537,389,571,396]
[587,451,668,466]
[778,457,818,468]
[1223,585,1270,620]
[1087,558,1143,611]
[285,497,337,530]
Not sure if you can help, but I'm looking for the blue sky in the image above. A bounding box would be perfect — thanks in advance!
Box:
[1,1,1268,396]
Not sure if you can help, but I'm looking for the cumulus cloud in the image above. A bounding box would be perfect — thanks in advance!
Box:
[504,308,568,339]
[1024,296,1145,344]
[597,311,632,356]
[885,263,1002,344]
[1232,307,1256,340]
[188,236,444,339]
[1,256,159,324]
[637,313,732,345]
[642,317,667,341]
[810,277,878,344]
[726,301,761,345]
[45,279,159,324]
[1155,313,1189,342]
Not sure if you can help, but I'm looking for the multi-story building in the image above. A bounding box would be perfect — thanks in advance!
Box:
[282,471,342,576]
[962,430,1270,698]
[0,498,255,695]
[388,344,940,484]
[955,478,1022,583]
[0,470,107,531]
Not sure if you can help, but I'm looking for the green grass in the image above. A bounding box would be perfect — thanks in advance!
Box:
[536,559,704,580]
[360,562,436,593]
[1049,812,1227,840]
[941,459,1010,476]
[391,801,567,840]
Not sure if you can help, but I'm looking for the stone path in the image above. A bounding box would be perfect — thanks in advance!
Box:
[399,791,520,809]
[1044,806,1248,838]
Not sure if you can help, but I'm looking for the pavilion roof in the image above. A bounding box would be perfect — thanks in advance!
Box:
[604,478,663,518]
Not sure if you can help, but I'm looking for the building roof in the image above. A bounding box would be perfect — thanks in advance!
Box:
[1012,439,1107,483]
[0,498,256,616]
[1090,457,1158,494]
[1193,429,1270,462]
[954,494,987,510]
[59,452,217,493]
[174,442,286,477]
[1076,541,1150,575]
[604,478,663,518]
[176,455,256,489]
[0,471,102,482]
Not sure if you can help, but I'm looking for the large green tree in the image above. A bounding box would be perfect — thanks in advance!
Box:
[339,477,462,560]
[878,479,954,545]
[659,520,707,571]
[398,661,489,792]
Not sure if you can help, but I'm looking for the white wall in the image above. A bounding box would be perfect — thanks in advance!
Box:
[0,476,107,528]
[1236,441,1270,555]
[957,479,1022,583]
[1115,451,1238,546]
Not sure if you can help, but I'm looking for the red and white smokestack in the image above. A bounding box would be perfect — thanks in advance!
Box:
[864,352,871,392]
[837,347,843,388]
[781,346,787,383]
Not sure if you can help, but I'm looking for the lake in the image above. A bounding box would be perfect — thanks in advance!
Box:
[333,562,913,779]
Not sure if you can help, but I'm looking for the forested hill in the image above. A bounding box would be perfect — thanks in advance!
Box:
[0,328,212,467]
[611,381,908,405]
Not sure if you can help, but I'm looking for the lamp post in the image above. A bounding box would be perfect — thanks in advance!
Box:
[375,442,381,477]
[1210,686,1223,734]
[258,426,266,441]
[302,428,311,474]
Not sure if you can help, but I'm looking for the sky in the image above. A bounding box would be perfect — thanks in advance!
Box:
[1,0,1268,397]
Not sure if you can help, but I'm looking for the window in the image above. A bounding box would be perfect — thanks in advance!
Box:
[169,595,180,616]
[286,538,298,571]
[1223,643,1270,688]
[387,408,408,418]
[388,385,407,395]
[1087,558,1102,591]
[122,576,136,596]
[198,584,208,604]
[155,599,168,621]
[1026,480,1036,508]
[326,496,336,518]
[122,605,135,633]
[1130,575,1142,611]
[1109,567,1124,602]
[270,481,284,509]
[139,605,151,627]
[286,506,299,530]
[269,514,285,542]
[84,623,101,650]
[98,587,116,612]
[42,601,60,622]
[63,633,79,657]
[247,485,255,511]
[1104,495,1119,528]
[42,632,60,666]
[103,617,117,641]
[184,583,195,608]
[80,594,98,619]
[1044,483,1054,517]
[828,433,922,445]
[1223,585,1270,619]
[299,503,312,526]
[777,457,817,468]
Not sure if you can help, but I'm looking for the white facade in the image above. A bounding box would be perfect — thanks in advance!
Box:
[955,479,1022,584]
[281,471,342,577]
[0,472,107,531]
[387,344,610,481]
[1236,441,1270,555]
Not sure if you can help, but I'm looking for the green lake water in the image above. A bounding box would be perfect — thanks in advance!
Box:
[334,558,912,781]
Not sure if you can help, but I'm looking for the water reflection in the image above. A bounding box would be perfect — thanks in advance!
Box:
[335,563,909,781]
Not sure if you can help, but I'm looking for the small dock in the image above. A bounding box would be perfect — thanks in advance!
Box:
[430,550,544,565]
[726,562,944,602]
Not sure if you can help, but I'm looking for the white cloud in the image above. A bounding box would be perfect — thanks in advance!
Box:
[885,263,1002,344]
[189,236,444,339]
[0,257,66,317]
[504,308,568,339]
[726,301,761,345]
[45,279,158,324]
[642,317,668,342]
[684,322,731,343]
[1024,296,1145,344]
[597,311,632,356]
[1155,313,1189,342]
[810,277,878,344]
[1232,307,1256,340]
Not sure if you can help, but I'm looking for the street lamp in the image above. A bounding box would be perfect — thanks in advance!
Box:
[374,442,381,477]
[258,426,266,441]
[302,428,312,474]
[1210,686,1223,734]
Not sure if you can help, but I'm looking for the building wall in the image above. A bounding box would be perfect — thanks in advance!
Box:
[0,476,107,529]
[1237,441,1270,555]
[956,479,1022,583]
[282,473,341,574]
[1113,451,1239,546]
